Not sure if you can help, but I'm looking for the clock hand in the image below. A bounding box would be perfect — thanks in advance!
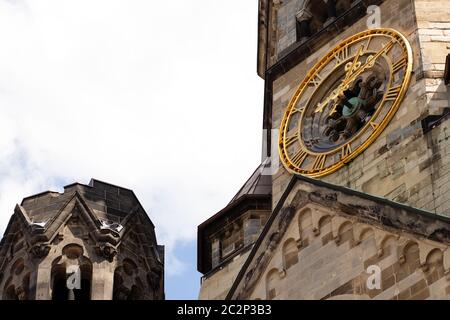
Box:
[315,39,396,115]
[343,45,364,82]
[314,87,345,114]
[315,45,364,114]
[340,39,395,90]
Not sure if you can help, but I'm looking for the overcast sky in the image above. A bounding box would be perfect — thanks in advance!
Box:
[0,0,263,299]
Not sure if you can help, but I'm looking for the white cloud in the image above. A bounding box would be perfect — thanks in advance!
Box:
[0,0,263,276]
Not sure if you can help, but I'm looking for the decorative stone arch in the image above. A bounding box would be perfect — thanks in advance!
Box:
[50,244,93,300]
[353,225,374,245]
[308,205,332,234]
[297,207,313,248]
[360,228,374,241]
[398,241,420,268]
[282,238,299,270]
[335,220,353,246]
[377,234,398,258]
[423,248,445,284]
[266,268,281,300]
[316,215,333,245]
[331,216,349,238]
[418,241,446,267]
[113,258,147,300]
[0,255,31,300]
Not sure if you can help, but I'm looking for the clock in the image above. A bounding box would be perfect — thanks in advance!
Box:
[278,28,413,177]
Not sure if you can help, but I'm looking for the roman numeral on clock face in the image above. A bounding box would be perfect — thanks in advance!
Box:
[309,74,323,88]
[290,149,308,167]
[292,107,304,114]
[385,85,402,101]
[285,133,299,148]
[341,144,352,159]
[370,122,379,130]
[312,154,327,171]
[392,57,407,73]
[334,46,349,64]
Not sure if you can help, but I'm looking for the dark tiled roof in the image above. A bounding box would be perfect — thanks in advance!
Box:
[229,160,272,204]
[197,161,272,274]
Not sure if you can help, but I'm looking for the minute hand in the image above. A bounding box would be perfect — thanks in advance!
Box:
[341,40,395,88]
[314,40,395,114]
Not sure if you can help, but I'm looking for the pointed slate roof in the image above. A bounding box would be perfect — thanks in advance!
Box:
[197,161,272,274]
[228,159,272,204]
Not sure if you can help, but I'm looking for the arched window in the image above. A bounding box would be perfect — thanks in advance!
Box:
[380,236,397,258]
[51,264,68,301]
[425,249,444,285]
[266,269,280,300]
[282,239,299,270]
[359,228,374,242]
[318,216,333,245]
[396,242,420,284]
[113,259,145,300]
[2,258,30,300]
[51,262,92,300]
[51,244,92,300]
[298,209,312,247]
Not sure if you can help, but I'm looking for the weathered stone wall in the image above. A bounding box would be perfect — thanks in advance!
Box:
[275,0,303,55]
[246,203,450,300]
[0,181,164,300]
[199,250,250,300]
[271,0,450,217]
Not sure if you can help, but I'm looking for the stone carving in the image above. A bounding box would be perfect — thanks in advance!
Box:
[29,243,51,259]
[323,75,384,142]
[95,243,117,262]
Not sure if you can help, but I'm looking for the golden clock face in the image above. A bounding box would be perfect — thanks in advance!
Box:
[278,28,413,178]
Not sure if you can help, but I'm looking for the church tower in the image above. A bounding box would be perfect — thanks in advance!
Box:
[199,0,450,300]
[263,0,450,216]
[0,179,164,300]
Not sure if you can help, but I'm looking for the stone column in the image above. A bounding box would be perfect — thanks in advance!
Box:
[90,260,115,300]
[34,265,52,300]
[295,9,312,43]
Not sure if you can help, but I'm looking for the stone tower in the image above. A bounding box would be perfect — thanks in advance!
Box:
[199,0,450,300]
[0,179,164,300]
[262,0,450,216]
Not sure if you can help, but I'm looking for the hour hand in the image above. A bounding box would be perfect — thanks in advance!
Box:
[315,94,333,114]
[314,86,346,113]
